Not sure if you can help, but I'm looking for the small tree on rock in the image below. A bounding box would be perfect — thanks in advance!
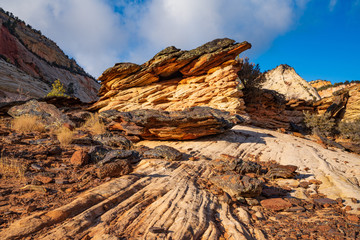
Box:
[46,79,68,97]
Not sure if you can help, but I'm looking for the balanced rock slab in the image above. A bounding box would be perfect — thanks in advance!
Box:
[90,38,251,115]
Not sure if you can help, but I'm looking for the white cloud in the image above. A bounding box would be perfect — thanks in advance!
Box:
[0,0,311,77]
[329,0,338,11]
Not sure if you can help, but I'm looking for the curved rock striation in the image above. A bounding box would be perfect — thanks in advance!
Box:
[1,125,359,239]
[90,38,251,115]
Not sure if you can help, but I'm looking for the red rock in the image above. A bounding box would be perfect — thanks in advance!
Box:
[313,198,337,206]
[309,179,322,185]
[34,175,53,184]
[347,214,359,222]
[344,205,352,211]
[70,150,89,166]
[260,198,292,211]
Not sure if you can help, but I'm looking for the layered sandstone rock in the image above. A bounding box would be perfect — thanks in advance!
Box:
[0,10,99,102]
[99,106,242,140]
[258,64,320,101]
[244,88,314,130]
[91,38,251,115]
[314,84,360,121]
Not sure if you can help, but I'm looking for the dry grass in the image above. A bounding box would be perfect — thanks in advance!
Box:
[12,115,46,133]
[0,156,26,180]
[56,126,75,146]
[82,113,106,135]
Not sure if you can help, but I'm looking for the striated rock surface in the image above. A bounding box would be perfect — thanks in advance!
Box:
[258,64,320,101]
[100,106,242,140]
[91,38,251,115]
[1,125,359,239]
[0,10,99,102]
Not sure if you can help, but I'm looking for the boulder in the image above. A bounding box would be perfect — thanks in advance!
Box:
[210,174,263,198]
[90,38,251,115]
[99,106,242,140]
[8,99,72,127]
[144,145,183,161]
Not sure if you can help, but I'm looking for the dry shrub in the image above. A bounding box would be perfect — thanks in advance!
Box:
[338,119,360,143]
[56,126,74,146]
[12,115,45,133]
[83,113,106,135]
[0,157,26,180]
[303,111,336,137]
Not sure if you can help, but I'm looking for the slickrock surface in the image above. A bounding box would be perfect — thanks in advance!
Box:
[1,124,359,239]
[90,38,251,115]
[140,125,360,206]
[99,106,242,140]
[0,10,99,102]
[258,64,320,101]
[310,80,358,98]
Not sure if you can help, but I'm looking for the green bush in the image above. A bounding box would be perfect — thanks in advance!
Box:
[338,119,360,143]
[237,57,262,88]
[46,79,69,97]
[303,111,336,137]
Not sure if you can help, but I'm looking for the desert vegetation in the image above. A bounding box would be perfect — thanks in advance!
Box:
[11,115,45,133]
[82,113,106,135]
[46,79,69,98]
[237,57,262,88]
[338,119,360,143]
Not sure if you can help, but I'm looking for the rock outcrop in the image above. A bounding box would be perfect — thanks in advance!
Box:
[258,64,320,101]
[309,80,332,90]
[90,38,251,115]
[244,88,314,130]
[310,79,359,98]
[99,106,242,140]
[314,84,360,121]
[0,9,99,102]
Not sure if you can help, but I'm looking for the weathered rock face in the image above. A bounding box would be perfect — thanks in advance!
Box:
[258,64,320,101]
[99,106,242,140]
[244,88,314,130]
[0,10,99,102]
[91,38,251,115]
[314,84,360,122]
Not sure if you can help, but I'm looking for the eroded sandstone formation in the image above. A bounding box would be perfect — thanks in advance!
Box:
[258,64,320,101]
[90,38,251,115]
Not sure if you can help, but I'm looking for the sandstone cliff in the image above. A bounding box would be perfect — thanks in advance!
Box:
[0,9,99,102]
[259,64,320,101]
[91,38,251,115]
[314,84,360,122]
[310,80,359,98]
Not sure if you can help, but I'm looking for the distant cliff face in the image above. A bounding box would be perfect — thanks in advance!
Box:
[258,64,320,101]
[0,9,99,102]
[310,80,358,98]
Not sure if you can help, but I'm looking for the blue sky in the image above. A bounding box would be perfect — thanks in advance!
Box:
[0,0,359,83]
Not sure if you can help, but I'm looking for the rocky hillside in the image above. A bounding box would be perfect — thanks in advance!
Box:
[258,64,320,101]
[0,9,99,102]
[90,38,251,116]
